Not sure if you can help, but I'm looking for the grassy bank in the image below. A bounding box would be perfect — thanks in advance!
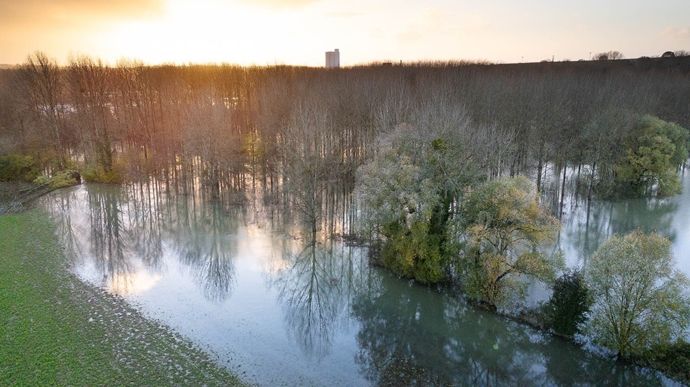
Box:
[0,210,244,386]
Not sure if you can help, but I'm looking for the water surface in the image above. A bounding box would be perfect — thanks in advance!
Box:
[557,171,690,275]
[40,179,687,386]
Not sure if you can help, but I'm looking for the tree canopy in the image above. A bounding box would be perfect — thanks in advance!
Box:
[457,176,561,307]
[545,271,591,337]
[614,115,689,197]
[586,231,690,357]
[356,121,478,283]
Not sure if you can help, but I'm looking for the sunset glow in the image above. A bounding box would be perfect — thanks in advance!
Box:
[1,0,689,66]
[2,0,690,384]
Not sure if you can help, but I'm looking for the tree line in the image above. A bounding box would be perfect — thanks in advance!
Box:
[1,52,689,203]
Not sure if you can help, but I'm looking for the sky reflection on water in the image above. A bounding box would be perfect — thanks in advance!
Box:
[39,180,683,386]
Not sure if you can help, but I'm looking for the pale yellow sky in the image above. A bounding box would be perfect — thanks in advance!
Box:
[1,0,689,66]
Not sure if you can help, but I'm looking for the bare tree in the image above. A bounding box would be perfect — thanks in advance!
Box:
[68,56,115,173]
[17,51,68,167]
[594,51,624,61]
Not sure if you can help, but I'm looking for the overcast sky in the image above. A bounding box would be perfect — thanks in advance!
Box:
[1,0,688,66]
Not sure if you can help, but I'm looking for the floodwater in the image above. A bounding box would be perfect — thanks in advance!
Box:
[38,176,688,386]
[557,171,690,276]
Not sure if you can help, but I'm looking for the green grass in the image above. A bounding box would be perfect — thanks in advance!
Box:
[0,211,244,386]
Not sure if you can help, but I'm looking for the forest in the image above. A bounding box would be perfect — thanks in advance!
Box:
[1,54,689,197]
[1,53,690,381]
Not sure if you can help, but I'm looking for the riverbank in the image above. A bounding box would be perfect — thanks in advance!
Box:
[0,210,244,385]
[0,174,79,214]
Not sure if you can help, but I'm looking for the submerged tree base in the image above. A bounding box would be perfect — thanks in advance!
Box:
[371,248,689,385]
[631,342,690,384]
[0,211,244,385]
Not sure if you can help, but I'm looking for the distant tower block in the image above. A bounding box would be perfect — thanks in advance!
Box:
[325,49,340,68]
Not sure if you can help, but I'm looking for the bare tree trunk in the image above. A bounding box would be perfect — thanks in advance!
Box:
[536,141,545,194]
[559,162,567,218]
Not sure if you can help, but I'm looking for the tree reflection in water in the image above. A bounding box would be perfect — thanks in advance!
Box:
[39,183,672,386]
[127,182,165,271]
[86,186,132,287]
[271,234,368,358]
[41,183,239,301]
[44,189,83,262]
[561,193,679,268]
[171,194,239,302]
[351,271,663,386]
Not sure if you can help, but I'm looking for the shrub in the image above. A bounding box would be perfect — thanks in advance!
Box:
[544,271,591,336]
[33,170,80,189]
[380,220,447,284]
[82,166,122,184]
[0,154,41,182]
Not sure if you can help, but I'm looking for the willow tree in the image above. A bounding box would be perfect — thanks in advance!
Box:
[457,176,561,307]
[586,231,690,358]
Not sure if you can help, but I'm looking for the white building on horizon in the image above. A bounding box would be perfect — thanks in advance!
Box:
[325,49,340,68]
